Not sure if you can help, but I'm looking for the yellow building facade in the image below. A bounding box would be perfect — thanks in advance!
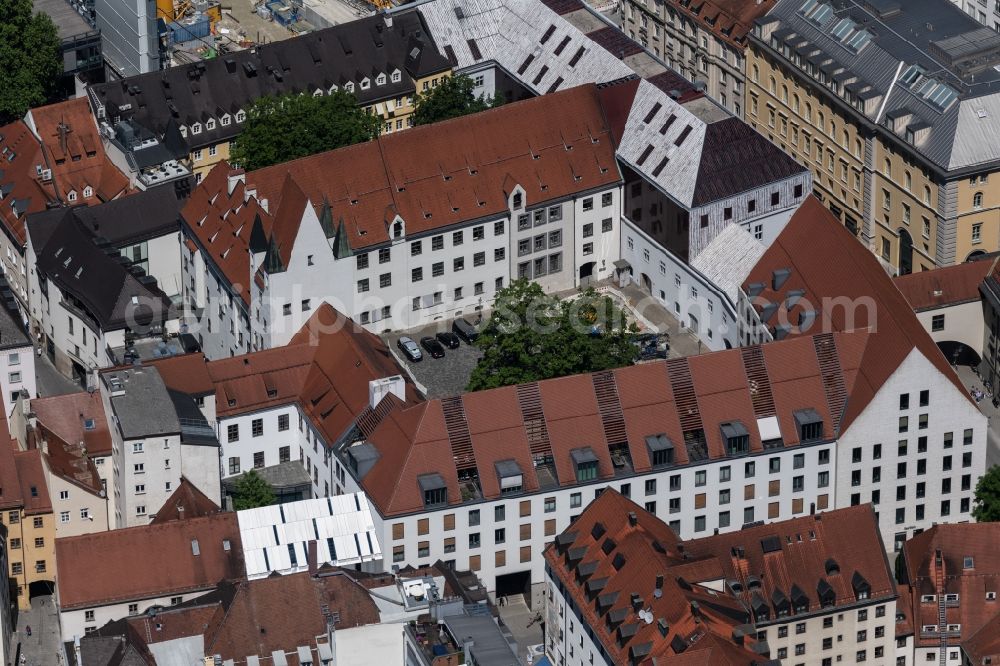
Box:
[0,449,56,610]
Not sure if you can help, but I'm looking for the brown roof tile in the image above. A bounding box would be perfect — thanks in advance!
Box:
[894,256,996,311]
[544,490,762,665]
[143,352,214,396]
[743,196,972,432]
[903,523,1000,649]
[666,0,777,48]
[151,477,221,524]
[29,98,129,203]
[30,391,113,457]
[359,330,868,516]
[55,513,244,609]
[14,448,52,515]
[0,120,59,245]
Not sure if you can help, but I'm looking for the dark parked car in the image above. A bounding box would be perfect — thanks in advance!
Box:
[436,331,461,349]
[397,336,423,362]
[452,317,479,343]
[420,336,446,358]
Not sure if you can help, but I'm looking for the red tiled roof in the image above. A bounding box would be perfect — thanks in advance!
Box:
[29,98,129,203]
[151,477,221,524]
[682,504,896,614]
[181,163,270,306]
[144,352,214,396]
[667,0,777,48]
[14,448,52,515]
[55,513,244,609]
[964,613,1000,664]
[183,85,621,290]
[902,523,1000,649]
[208,304,420,444]
[0,416,23,510]
[743,196,973,432]
[360,330,868,516]
[893,256,996,311]
[0,120,59,245]
[544,490,762,665]
[38,424,103,496]
[30,391,113,457]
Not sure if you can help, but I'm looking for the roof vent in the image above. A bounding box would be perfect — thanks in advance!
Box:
[747,282,766,298]
[772,268,791,290]
[627,512,637,527]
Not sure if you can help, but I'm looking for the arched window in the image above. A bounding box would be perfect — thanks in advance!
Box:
[781,84,788,103]
[804,102,812,123]
[752,64,759,82]
[974,191,984,209]
[923,185,931,205]
[792,94,800,113]
[854,139,862,158]
[904,171,912,191]
[883,158,891,177]
[392,220,403,239]
[769,76,776,94]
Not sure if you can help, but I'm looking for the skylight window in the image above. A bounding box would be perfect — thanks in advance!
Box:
[804,2,833,25]
[844,29,872,53]
[900,64,925,88]
[831,18,853,40]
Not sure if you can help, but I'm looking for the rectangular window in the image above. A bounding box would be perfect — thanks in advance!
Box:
[278,414,289,431]
[411,241,422,256]
[252,418,263,437]
[432,235,444,251]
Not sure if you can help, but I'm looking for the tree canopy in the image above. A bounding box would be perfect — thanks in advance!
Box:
[0,0,61,123]
[231,470,277,510]
[412,75,502,126]
[467,280,638,391]
[973,464,1000,522]
[229,90,382,171]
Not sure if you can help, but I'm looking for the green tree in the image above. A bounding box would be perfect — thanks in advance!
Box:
[973,464,1000,522]
[467,280,638,391]
[231,470,276,510]
[412,75,502,126]
[229,90,382,171]
[0,0,61,123]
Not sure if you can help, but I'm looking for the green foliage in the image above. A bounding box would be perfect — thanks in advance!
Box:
[229,90,382,171]
[0,0,62,123]
[973,464,1000,522]
[412,75,502,126]
[231,470,277,510]
[467,280,638,391]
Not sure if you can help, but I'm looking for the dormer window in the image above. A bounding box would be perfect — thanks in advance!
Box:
[645,434,674,467]
[360,78,370,90]
[345,82,355,92]
[83,186,93,199]
[192,123,202,134]
[221,114,231,126]
[328,84,338,94]
[392,219,404,239]
[418,473,447,507]
[235,111,246,123]
[376,73,386,85]
[391,69,401,83]
[206,119,216,130]
[721,421,749,456]
[795,409,824,442]
[495,459,523,495]
[851,571,871,601]
[67,190,77,202]
[313,89,323,98]
[571,447,599,482]
[179,125,188,137]
[512,191,523,209]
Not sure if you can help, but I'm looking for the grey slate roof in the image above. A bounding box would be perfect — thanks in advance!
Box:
[760,0,1000,172]
[87,12,451,150]
[31,212,171,330]
[107,366,182,439]
[415,0,807,208]
[691,224,766,305]
[27,186,185,250]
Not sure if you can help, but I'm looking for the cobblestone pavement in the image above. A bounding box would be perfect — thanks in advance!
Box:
[15,594,64,666]
[34,351,81,398]
[383,319,484,399]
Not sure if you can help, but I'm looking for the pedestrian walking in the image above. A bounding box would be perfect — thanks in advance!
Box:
[25,625,31,637]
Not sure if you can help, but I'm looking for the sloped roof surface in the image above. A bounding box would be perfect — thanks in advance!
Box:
[743,196,972,430]
[894,255,996,311]
[151,477,221,524]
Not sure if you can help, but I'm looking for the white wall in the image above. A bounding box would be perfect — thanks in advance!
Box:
[60,590,198,641]
[0,345,35,419]
[48,467,110,538]
[836,349,988,552]
[620,216,737,350]
[362,440,835,596]
[914,301,984,358]
[115,434,183,528]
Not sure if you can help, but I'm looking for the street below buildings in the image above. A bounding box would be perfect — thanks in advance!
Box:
[34,351,81,398]
[14,594,63,666]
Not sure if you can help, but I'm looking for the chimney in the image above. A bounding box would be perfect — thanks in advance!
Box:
[308,540,318,575]
[654,575,663,599]
[627,512,637,527]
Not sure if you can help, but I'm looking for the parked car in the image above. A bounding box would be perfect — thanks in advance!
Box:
[420,336,446,358]
[436,331,461,349]
[452,317,479,343]
[397,336,423,362]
